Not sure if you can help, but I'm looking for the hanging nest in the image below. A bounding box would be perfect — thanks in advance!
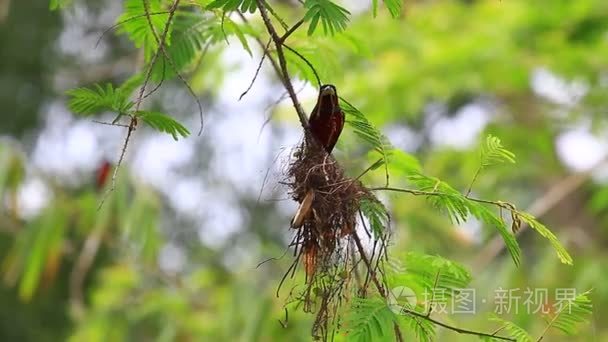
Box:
[281,135,389,340]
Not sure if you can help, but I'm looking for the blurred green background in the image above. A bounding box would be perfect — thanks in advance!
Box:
[0,0,607,341]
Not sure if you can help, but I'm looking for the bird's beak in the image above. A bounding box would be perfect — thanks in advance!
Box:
[321,87,335,96]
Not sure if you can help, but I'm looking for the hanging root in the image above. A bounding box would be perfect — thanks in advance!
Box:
[282,137,388,339]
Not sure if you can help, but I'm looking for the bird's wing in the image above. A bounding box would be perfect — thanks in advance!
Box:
[326,110,345,153]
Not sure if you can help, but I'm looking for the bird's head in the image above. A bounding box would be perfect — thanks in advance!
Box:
[317,84,339,115]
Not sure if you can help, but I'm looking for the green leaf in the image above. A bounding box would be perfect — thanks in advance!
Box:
[518,212,573,265]
[488,315,533,342]
[223,16,253,56]
[383,0,403,18]
[136,111,190,140]
[206,0,257,13]
[150,11,214,81]
[400,314,435,342]
[405,172,522,266]
[117,0,172,61]
[66,83,133,116]
[402,252,472,297]
[539,290,592,338]
[304,0,350,36]
[345,297,397,342]
[117,73,145,97]
[49,0,73,10]
[18,208,67,300]
[481,134,516,167]
[474,205,522,267]
[341,99,393,182]
[360,198,389,238]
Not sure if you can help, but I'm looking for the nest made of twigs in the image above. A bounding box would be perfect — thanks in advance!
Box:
[282,136,386,340]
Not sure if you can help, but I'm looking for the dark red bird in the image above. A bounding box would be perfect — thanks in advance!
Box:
[308,84,344,153]
[95,160,112,191]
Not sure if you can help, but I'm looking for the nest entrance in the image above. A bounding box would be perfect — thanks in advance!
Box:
[281,137,390,340]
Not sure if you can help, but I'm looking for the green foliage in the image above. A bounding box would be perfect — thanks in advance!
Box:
[149,11,213,81]
[145,10,252,81]
[66,80,189,140]
[135,111,191,140]
[341,99,392,181]
[540,290,593,338]
[405,172,523,266]
[481,135,516,167]
[66,84,134,116]
[518,212,573,265]
[206,0,257,13]
[304,0,350,36]
[488,315,533,342]
[392,252,472,300]
[49,0,73,10]
[21,1,604,341]
[359,197,389,238]
[474,204,522,267]
[17,207,67,300]
[400,315,435,342]
[345,297,396,341]
[372,0,403,18]
[117,0,172,61]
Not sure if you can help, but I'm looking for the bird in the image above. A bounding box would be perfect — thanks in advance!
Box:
[308,84,344,153]
[290,85,345,229]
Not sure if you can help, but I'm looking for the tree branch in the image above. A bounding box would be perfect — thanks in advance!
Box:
[255,0,309,129]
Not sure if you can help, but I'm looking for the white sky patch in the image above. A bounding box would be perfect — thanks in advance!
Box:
[158,243,187,274]
[556,128,608,172]
[197,196,245,248]
[32,103,104,185]
[430,103,490,149]
[531,67,588,107]
[384,124,419,152]
[16,177,52,219]
[131,134,195,188]
[458,218,483,245]
[167,177,206,219]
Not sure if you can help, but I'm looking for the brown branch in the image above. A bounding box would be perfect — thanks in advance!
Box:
[370,186,513,211]
[279,18,304,43]
[400,308,515,341]
[255,0,309,129]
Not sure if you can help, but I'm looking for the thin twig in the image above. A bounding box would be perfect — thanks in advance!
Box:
[240,38,272,100]
[94,11,171,48]
[400,308,515,341]
[371,186,515,211]
[92,120,130,128]
[98,0,180,210]
[283,43,321,87]
[279,18,305,43]
[351,231,403,342]
[262,0,289,30]
[143,0,205,135]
